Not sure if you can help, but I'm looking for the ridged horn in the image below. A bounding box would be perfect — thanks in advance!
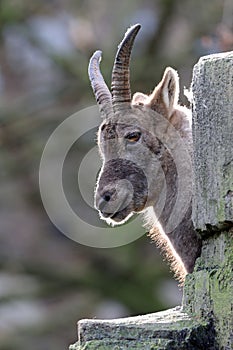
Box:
[111,24,141,110]
[88,50,113,118]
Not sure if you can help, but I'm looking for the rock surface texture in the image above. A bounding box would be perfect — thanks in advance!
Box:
[70,51,233,350]
[192,52,233,231]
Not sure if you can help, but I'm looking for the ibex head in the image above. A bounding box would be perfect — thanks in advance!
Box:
[88,24,183,226]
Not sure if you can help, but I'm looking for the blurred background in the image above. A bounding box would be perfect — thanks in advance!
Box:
[0,0,232,349]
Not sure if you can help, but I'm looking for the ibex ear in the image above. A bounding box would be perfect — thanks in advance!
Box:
[132,92,148,106]
[147,67,179,118]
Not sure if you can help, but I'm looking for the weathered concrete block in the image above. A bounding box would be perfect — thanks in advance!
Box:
[191,51,233,231]
[71,308,216,349]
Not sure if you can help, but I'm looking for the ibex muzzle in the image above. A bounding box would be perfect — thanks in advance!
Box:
[95,158,148,223]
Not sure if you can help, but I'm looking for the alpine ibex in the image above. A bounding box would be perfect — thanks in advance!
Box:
[88,24,202,282]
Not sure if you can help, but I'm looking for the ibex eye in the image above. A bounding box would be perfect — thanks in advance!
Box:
[125,131,141,143]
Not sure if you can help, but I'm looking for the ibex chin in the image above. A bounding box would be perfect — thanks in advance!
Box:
[88,24,202,282]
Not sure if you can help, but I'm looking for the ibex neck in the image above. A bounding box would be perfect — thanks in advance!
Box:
[158,151,178,229]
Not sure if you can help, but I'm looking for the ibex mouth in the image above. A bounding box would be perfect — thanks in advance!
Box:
[100,208,134,225]
[109,210,133,223]
[101,210,126,221]
[97,192,133,223]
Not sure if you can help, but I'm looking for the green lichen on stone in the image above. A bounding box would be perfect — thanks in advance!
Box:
[71,339,172,350]
[183,231,233,349]
[70,306,219,350]
[71,320,217,350]
[209,234,233,349]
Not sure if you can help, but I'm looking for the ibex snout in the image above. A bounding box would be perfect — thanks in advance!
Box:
[95,183,132,223]
[95,158,148,224]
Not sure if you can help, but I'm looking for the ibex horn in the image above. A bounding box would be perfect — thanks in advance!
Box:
[111,24,141,110]
[88,50,113,117]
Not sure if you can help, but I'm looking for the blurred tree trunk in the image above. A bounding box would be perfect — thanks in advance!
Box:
[147,0,177,55]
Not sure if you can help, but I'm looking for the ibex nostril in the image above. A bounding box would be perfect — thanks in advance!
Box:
[103,192,112,202]
[97,189,116,213]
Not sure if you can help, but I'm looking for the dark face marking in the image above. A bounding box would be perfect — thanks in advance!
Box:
[99,120,164,154]
[101,122,117,140]
[95,158,148,223]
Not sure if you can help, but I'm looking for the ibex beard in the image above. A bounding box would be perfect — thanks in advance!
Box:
[88,24,202,283]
